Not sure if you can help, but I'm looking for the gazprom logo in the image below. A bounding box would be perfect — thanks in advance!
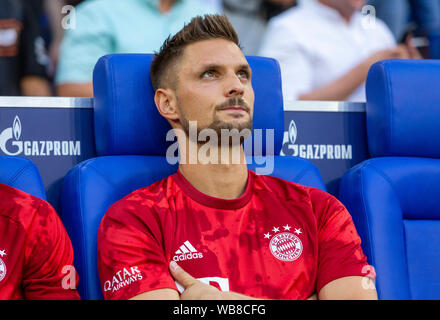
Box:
[281,120,352,160]
[288,119,297,145]
[0,116,23,155]
[13,116,21,140]
[0,115,81,156]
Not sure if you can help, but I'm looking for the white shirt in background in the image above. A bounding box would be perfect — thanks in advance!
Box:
[258,0,396,102]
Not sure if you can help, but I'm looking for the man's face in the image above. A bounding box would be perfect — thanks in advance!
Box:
[321,0,365,16]
[173,39,254,138]
[345,0,365,11]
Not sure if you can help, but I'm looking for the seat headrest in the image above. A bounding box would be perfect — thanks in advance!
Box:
[0,155,46,200]
[93,54,284,156]
[366,60,440,158]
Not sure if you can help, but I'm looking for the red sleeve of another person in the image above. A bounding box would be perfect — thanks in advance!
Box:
[22,200,80,300]
[310,188,375,294]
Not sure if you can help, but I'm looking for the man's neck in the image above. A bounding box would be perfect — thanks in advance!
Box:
[178,140,249,199]
[159,0,175,13]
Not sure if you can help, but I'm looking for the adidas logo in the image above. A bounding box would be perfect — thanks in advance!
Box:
[173,241,203,262]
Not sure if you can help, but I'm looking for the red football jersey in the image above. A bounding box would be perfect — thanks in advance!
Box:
[0,183,80,300]
[98,170,373,300]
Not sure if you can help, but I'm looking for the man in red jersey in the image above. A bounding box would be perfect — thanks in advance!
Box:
[0,183,80,299]
[97,14,377,300]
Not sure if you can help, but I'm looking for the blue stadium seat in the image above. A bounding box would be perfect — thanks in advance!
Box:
[339,60,440,300]
[61,53,326,300]
[0,155,46,200]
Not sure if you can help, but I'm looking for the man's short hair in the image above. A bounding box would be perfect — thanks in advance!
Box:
[150,14,240,91]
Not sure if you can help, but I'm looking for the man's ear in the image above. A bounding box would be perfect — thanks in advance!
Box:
[154,88,180,122]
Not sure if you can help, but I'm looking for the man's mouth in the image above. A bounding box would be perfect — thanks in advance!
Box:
[220,106,247,112]
[216,98,250,113]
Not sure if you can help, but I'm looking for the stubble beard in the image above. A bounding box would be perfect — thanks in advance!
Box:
[179,97,253,146]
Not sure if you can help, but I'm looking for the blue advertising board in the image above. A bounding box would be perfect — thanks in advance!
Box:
[0,97,369,212]
[282,101,369,195]
[0,97,96,212]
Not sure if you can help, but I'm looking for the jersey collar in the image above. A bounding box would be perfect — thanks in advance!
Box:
[173,169,254,210]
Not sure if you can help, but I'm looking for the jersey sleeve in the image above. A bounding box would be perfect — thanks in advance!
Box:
[97,197,177,300]
[22,200,80,300]
[310,188,375,294]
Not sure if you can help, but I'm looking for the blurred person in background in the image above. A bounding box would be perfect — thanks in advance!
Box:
[367,0,440,59]
[44,0,84,78]
[263,0,297,20]
[205,0,223,13]
[259,0,421,102]
[223,0,297,55]
[0,0,51,96]
[55,0,217,97]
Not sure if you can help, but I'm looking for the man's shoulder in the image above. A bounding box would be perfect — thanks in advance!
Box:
[103,174,177,219]
[70,0,122,24]
[252,172,327,201]
[74,0,112,13]
[179,0,219,14]
[98,174,179,240]
[268,4,317,29]
[264,4,325,46]
[253,173,345,221]
[0,183,53,228]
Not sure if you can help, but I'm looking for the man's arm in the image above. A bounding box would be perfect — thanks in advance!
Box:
[169,261,262,300]
[128,262,259,300]
[22,200,80,299]
[56,82,93,97]
[21,76,52,96]
[168,262,373,300]
[318,276,377,300]
[19,1,51,96]
[97,201,180,300]
[130,288,180,300]
[128,261,256,300]
[298,46,411,101]
[131,262,318,300]
[44,0,67,73]
[55,1,112,98]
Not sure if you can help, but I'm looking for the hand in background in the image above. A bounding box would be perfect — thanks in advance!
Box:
[405,35,423,59]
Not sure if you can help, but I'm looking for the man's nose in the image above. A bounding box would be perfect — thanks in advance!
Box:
[225,73,245,97]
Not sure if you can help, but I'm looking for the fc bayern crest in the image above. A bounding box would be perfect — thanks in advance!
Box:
[264,225,303,262]
[0,258,6,282]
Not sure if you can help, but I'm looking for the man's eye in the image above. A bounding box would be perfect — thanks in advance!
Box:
[237,70,250,79]
[202,70,216,78]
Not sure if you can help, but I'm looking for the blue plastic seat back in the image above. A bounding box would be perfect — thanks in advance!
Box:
[61,53,326,300]
[339,60,440,300]
[0,155,46,200]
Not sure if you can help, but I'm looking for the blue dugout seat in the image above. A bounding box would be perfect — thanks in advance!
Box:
[339,60,440,300]
[61,53,326,300]
[0,155,46,200]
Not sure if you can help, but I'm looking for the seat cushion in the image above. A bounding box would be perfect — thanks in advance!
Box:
[339,157,440,299]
